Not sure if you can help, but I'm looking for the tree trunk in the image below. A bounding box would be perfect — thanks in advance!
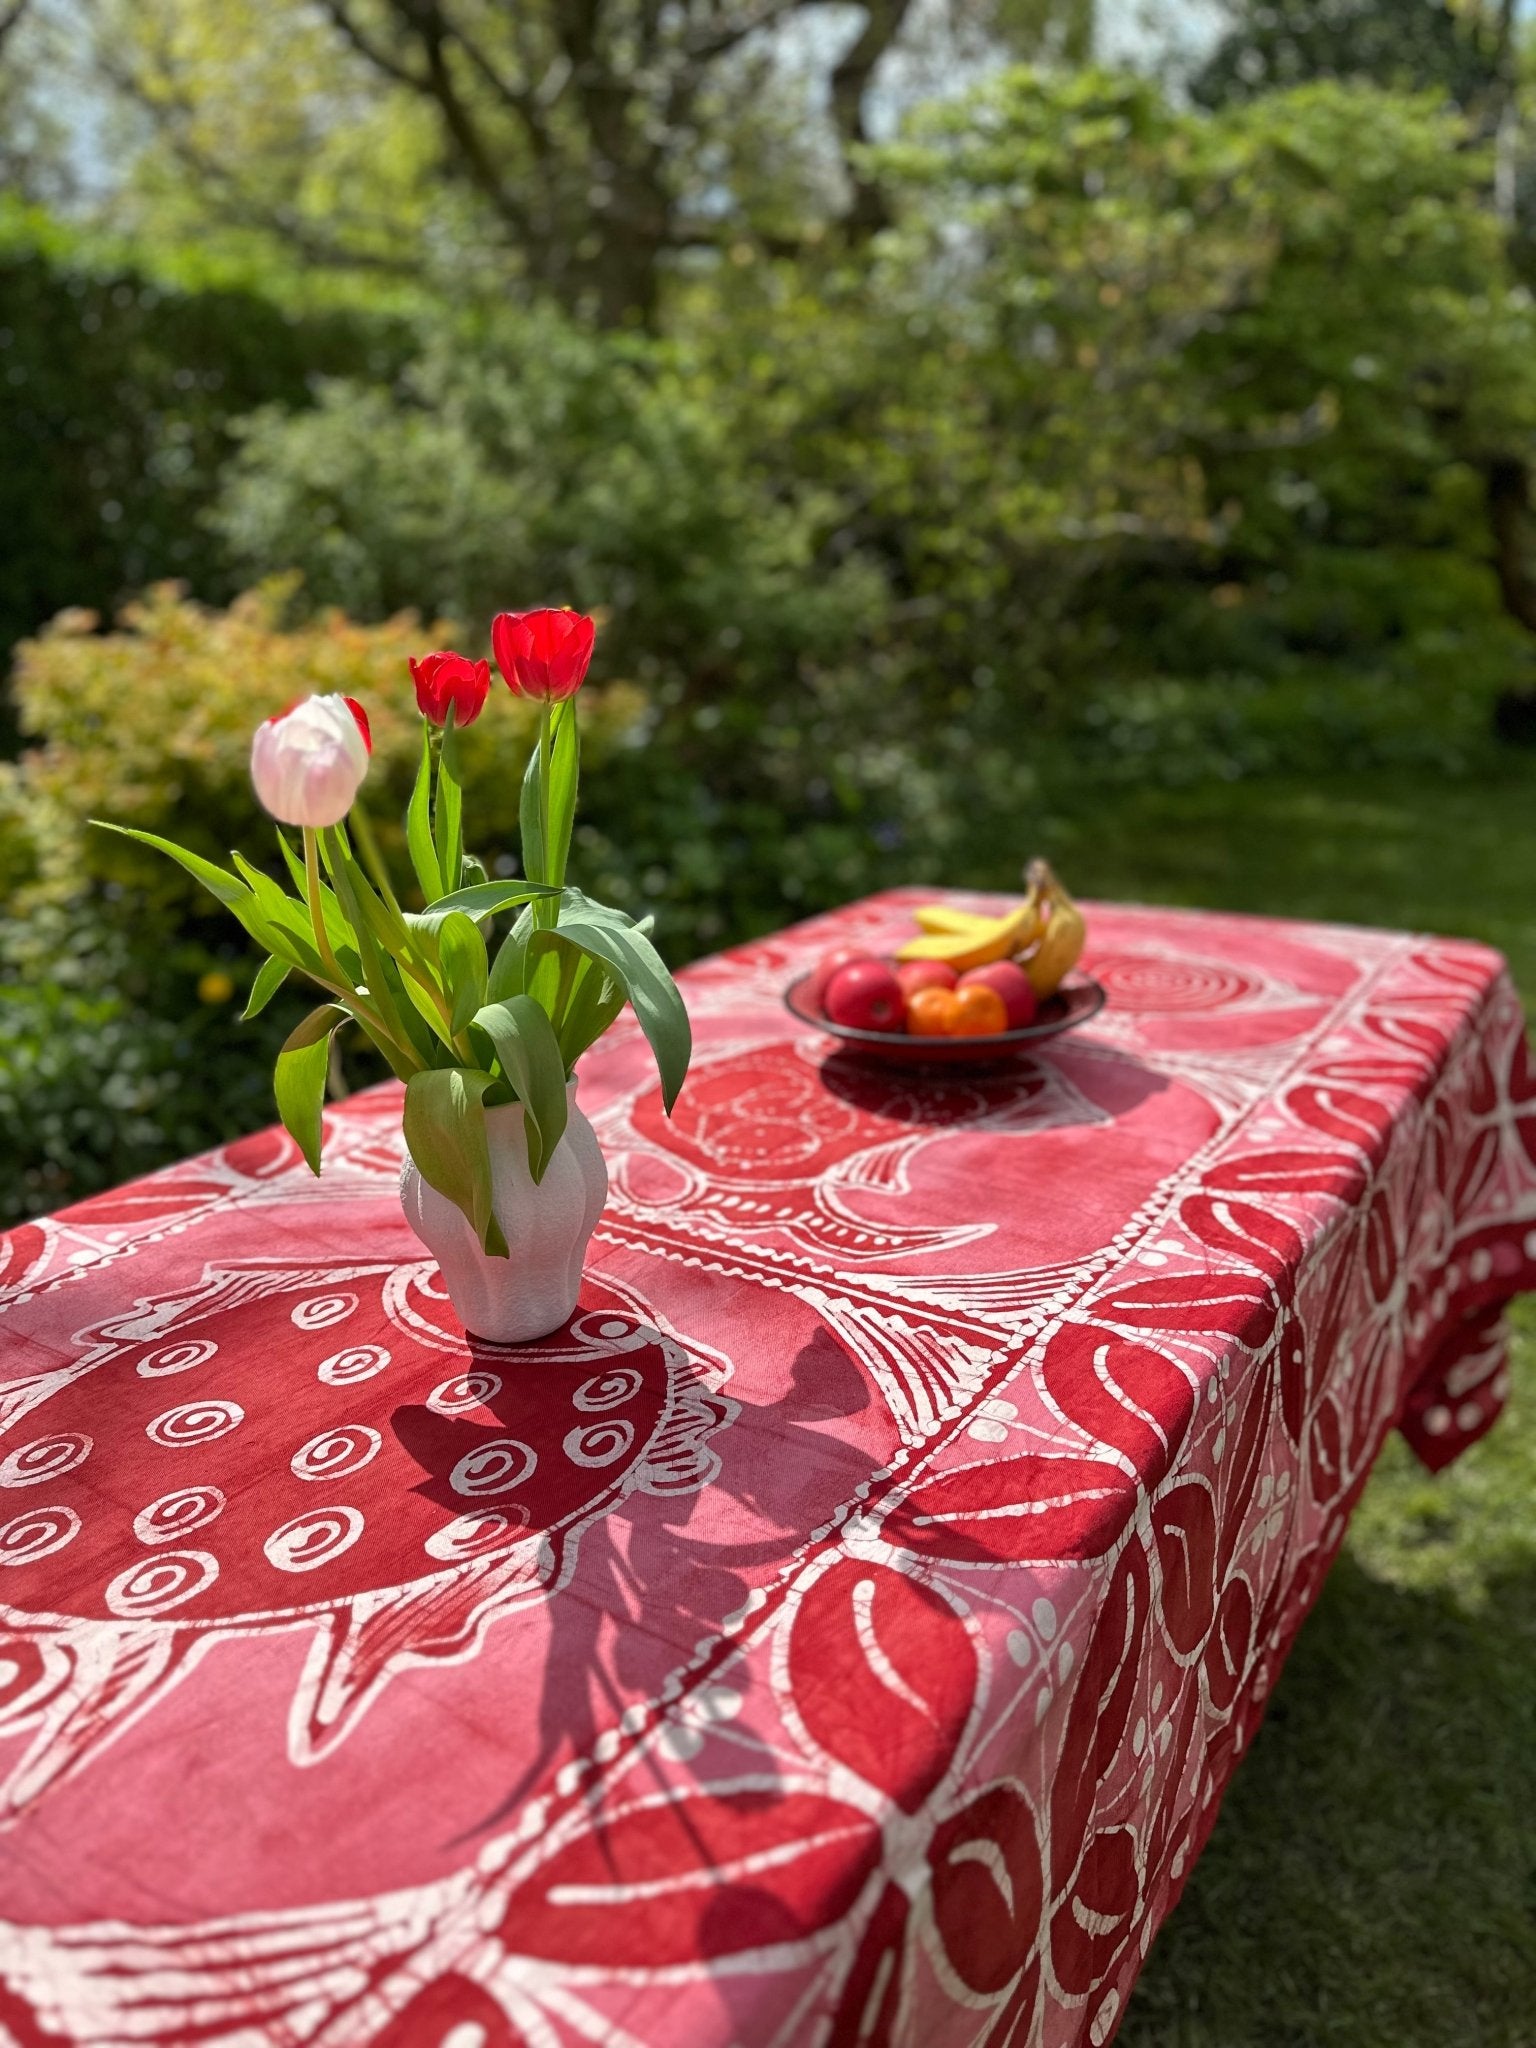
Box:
[1486,454,1536,635]
[576,227,664,330]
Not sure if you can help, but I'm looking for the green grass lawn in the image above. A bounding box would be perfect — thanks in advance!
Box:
[1037,763,1536,2046]
[1048,762,1536,997]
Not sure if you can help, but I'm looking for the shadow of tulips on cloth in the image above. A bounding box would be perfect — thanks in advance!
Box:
[390,1325,877,1834]
[1121,1412,1536,2047]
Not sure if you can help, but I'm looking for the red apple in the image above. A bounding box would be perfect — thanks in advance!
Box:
[959,959,1038,1030]
[805,946,874,1014]
[896,959,959,1001]
[824,959,907,1033]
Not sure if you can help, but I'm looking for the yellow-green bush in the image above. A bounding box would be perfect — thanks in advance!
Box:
[0,581,651,1221]
[0,579,648,923]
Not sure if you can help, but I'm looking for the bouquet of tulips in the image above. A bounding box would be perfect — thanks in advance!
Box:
[98,608,689,1258]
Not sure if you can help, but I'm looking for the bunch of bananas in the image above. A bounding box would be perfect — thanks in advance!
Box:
[896,860,1087,999]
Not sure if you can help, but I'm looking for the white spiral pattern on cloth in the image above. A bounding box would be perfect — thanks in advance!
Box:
[1091,955,1257,1013]
[290,1293,359,1333]
[0,1433,92,1488]
[423,1508,529,1562]
[573,1367,643,1413]
[317,1345,391,1386]
[572,1312,647,1351]
[133,1487,226,1545]
[0,1504,81,1566]
[104,1549,219,1617]
[136,1339,218,1378]
[449,1439,537,1499]
[263,1506,365,1573]
[146,1401,243,1449]
[563,1420,635,1469]
[289,1426,381,1482]
[428,1372,502,1415]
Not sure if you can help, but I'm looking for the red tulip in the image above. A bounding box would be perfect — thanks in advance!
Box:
[409,650,491,728]
[491,607,596,702]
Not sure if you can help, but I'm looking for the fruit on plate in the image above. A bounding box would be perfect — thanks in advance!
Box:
[960,960,1037,1029]
[896,959,959,1001]
[895,883,1044,971]
[900,861,1087,1001]
[910,904,1005,936]
[907,986,961,1036]
[907,983,1010,1038]
[806,945,873,1013]
[951,984,1009,1036]
[1021,859,1086,1000]
[824,959,907,1033]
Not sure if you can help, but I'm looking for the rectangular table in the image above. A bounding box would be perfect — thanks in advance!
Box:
[2,892,1533,2048]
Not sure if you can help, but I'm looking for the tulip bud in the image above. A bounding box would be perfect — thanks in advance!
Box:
[491,607,596,702]
[250,694,372,829]
[409,650,491,728]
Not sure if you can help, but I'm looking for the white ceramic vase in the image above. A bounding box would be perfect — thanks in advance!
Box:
[399,1081,608,1344]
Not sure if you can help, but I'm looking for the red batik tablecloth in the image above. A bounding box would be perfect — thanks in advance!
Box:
[2,891,1535,2048]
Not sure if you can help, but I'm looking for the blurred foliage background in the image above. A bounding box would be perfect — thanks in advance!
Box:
[3,1,1536,2037]
[5,1,1536,1221]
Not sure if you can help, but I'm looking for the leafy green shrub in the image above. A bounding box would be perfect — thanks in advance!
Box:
[0,585,651,1216]
[0,203,405,719]
[209,305,890,700]
[209,75,1536,756]
[10,71,1536,1219]
[0,864,306,1221]
[838,71,1536,699]
[0,580,649,925]
[197,70,1536,962]
[0,975,288,1224]
[207,312,952,948]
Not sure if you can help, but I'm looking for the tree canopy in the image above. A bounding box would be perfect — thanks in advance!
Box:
[73,0,943,324]
[1193,0,1519,119]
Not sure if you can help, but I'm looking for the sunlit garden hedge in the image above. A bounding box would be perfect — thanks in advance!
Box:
[6,72,1536,1215]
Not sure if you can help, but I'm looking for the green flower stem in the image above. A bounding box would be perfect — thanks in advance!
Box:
[337,811,448,1000]
[552,941,579,1038]
[535,700,557,931]
[406,955,460,1030]
[347,1011,420,1085]
[307,827,421,1067]
[303,966,396,1058]
[303,826,345,984]
[430,706,466,897]
[349,802,406,926]
[316,826,434,1068]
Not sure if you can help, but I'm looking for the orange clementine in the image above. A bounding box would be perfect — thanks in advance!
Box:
[908,986,961,1037]
[951,984,1008,1036]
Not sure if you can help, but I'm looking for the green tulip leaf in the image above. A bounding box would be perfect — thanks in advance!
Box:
[274,1002,347,1174]
[406,721,442,902]
[419,879,560,926]
[528,905,690,1111]
[557,953,627,1067]
[486,911,531,1004]
[400,967,460,1050]
[439,912,490,1035]
[402,1065,508,1257]
[470,994,569,1181]
[242,954,291,1020]
[91,821,251,910]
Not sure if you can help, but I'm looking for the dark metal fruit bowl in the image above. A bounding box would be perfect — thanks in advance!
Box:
[783,973,1106,1065]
